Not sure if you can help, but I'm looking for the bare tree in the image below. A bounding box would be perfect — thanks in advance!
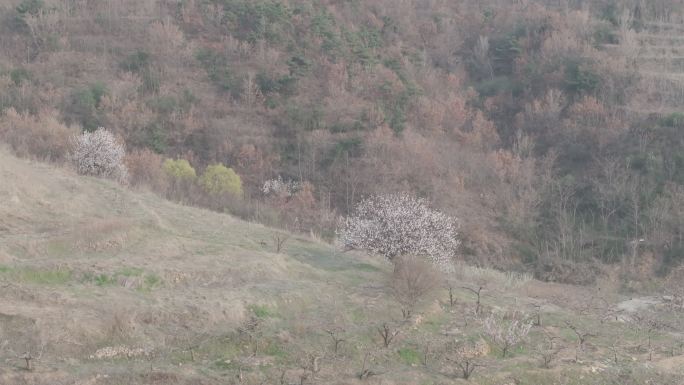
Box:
[443,340,487,380]
[237,316,263,357]
[564,321,597,362]
[462,286,483,315]
[632,312,669,361]
[272,232,290,253]
[609,335,623,365]
[324,328,345,354]
[358,351,383,380]
[377,323,400,348]
[391,256,441,319]
[536,333,561,369]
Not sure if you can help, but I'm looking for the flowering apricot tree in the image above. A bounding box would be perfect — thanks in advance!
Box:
[339,193,460,270]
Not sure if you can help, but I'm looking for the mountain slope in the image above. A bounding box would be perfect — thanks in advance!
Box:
[1,149,683,384]
[0,148,391,384]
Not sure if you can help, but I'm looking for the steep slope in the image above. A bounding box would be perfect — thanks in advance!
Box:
[0,148,391,384]
[1,150,683,384]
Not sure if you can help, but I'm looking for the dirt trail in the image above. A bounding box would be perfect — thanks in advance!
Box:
[616,296,662,313]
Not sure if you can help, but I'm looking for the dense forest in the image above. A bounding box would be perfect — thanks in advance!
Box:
[1,0,683,285]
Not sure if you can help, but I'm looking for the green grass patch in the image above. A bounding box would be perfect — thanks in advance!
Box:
[397,347,421,365]
[249,304,276,319]
[419,313,447,333]
[18,268,71,285]
[0,265,72,285]
[263,342,288,359]
[351,308,366,323]
[137,273,162,292]
[93,273,116,286]
[353,263,381,272]
[211,359,237,371]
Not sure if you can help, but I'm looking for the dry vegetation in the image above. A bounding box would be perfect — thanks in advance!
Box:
[1,0,684,383]
[0,0,683,283]
[1,149,683,384]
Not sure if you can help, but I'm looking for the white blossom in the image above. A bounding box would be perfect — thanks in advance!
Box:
[338,193,460,270]
[89,345,152,360]
[482,312,533,357]
[262,176,300,197]
[71,128,128,183]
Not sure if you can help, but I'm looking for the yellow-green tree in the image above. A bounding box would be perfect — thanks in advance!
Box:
[163,159,196,181]
[200,164,243,197]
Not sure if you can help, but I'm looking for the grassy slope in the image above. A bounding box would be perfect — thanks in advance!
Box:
[0,150,683,385]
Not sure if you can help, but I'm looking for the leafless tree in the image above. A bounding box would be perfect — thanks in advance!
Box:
[609,335,623,364]
[324,328,345,354]
[462,286,483,315]
[448,285,456,308]
[358,351,383,380]
[443,340,487,380]
[391,256,441,319]
[632,312,669,361]
[377,323,400,348]
[272,232,290,253]
[564,321,597,362]
[237,316,263,357]
[22,352,33,371]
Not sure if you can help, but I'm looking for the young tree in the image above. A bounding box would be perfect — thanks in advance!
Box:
[71,127,128,183]
[391,256,442,319]
[199,163,243,198]
[564,321,597,362]
[443,339,488,380]
[338,193,460,270]
[483,312,533,358]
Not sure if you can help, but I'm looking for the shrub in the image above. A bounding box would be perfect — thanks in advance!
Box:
[161,158,197,202]
[120,50,151,74]
[163,158,196,181]
[339,193,460,270]
[196,49,241,96]
[199,164,243,197]
[71,128,128,183]
[658,112,684,128]
[125,148,167,191]
[391,256,442,319]
[9,68,30,86]
[16,0,44,16]
[69,83,108,132]
[0,108,78,162]
[564,59,600,95]
[483,312,533,358]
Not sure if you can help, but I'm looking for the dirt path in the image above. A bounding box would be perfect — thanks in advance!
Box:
[616,296,662,313]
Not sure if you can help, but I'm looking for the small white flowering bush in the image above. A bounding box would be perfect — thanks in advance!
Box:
[71,127,128,183]
[338,193,460,270]
[483,312,533,357]
[90,345,152,360]
[262,176,300,197]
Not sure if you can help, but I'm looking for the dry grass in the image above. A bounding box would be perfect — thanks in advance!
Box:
[452,262,533,289]
[0,149,682,384]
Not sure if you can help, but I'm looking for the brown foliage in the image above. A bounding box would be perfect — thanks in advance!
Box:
[0,108,78,163]
[125,148,168,192]
[391,256,442,319]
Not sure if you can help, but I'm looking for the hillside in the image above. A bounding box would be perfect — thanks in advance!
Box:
[1,149,683,384]
[1,0,684,282]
